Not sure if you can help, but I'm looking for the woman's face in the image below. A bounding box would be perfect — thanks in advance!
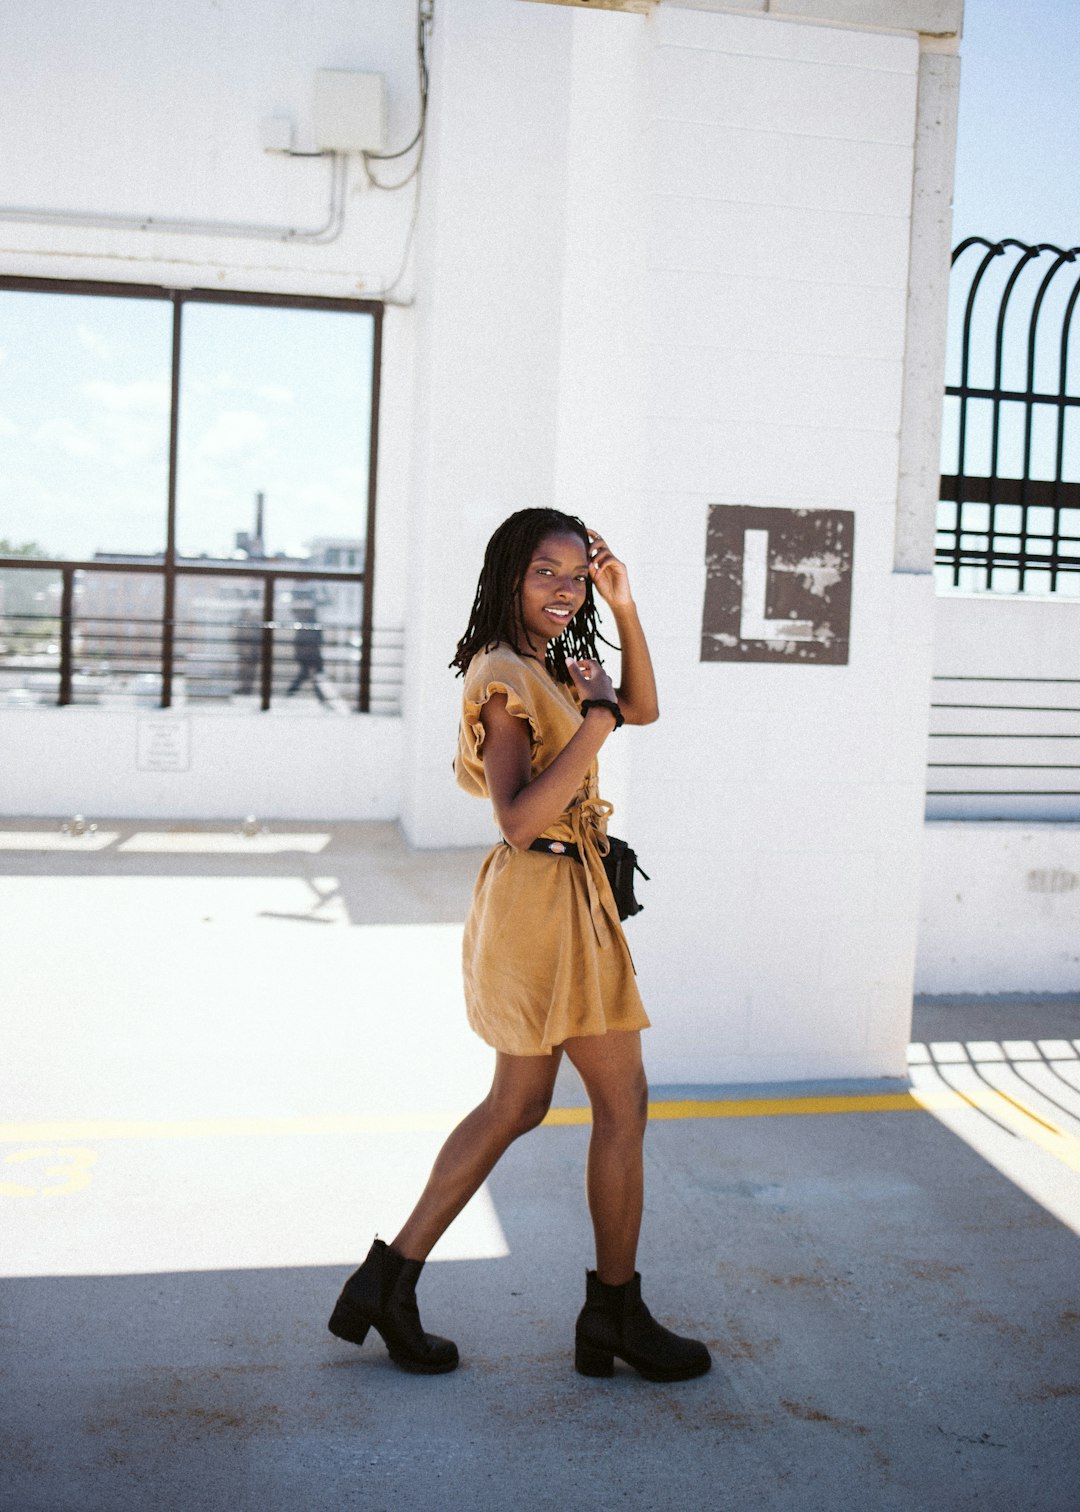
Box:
[518,531,590,651]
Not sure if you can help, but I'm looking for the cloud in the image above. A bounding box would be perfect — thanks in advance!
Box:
[256,383,295,406]
[29,405,165,470]
[81,383,170,466]
[332,463,366,488]
[190,375,293,406]
[76,324,112,359]
[32,417,101,458]
[297,479,363,515]
[197,409,269,462]
[0,413,18,438]
[83,379,170,415]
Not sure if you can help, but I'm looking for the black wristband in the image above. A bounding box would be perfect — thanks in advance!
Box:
[581,698,624,730]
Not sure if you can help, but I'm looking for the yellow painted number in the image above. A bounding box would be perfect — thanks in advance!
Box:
[0,1147,98,1197]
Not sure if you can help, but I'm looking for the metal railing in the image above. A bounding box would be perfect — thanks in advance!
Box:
[0,559,403,714]
[937,238,1080,591]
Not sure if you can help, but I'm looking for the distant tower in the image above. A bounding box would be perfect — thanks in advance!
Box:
[235,493,267,559]
[252,491,266,558]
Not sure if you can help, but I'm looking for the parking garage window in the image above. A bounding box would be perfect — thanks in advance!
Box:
[0,277,384,712]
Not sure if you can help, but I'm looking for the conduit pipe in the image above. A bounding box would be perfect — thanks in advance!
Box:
[0,151,347,245]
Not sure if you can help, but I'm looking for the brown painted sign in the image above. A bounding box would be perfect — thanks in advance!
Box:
[701,505,854,665]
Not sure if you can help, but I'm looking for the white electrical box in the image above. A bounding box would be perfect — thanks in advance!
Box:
[260,115,295,153]
[313,70,387,154]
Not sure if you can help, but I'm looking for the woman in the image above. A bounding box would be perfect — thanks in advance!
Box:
[329,508,710,1383]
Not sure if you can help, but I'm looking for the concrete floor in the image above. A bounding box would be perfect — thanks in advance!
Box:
[2,821,1079,1512]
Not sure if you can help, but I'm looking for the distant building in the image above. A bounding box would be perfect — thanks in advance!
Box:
[71,526,363,699]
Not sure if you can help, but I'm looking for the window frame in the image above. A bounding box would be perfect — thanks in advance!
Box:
[0,275,384,712]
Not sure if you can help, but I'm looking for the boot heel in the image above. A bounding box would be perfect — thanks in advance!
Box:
[329,1239,459,1373]
[575,1269,712,1384]
[575,1339,615,1377]
[328,1301,370,1346]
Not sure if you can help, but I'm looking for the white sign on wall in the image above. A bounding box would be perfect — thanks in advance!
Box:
[137,716,191,772]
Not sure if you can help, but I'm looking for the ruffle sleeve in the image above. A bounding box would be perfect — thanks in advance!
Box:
[455,649,547,798]
[461,664,542,760]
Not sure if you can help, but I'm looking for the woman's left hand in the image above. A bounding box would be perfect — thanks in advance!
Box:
[586,529,634,609]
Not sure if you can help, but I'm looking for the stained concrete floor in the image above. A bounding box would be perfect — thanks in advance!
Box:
[1,821,1079,1512]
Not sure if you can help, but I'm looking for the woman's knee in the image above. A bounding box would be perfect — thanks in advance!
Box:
[590,1068,649,1138]
[484,1088,552,1140]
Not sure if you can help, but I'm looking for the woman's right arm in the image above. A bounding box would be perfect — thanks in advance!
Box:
[480,665,618,850]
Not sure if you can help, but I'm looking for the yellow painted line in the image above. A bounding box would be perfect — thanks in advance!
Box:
[4,1089,1079,1195]
[0,1093,939,1143]
[0,1114,465,1142]
[545,1092,929,1125]
[986,1085,1062,1135]
[1,1087,1078,1180]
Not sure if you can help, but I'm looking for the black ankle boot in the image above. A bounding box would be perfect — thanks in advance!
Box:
[328,1238,459,1374]
[575,1270,711,1382]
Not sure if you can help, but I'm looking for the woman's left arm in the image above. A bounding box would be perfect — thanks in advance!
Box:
[587,530,659,726]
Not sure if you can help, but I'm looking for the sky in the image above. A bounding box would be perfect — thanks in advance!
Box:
[939,0,1080,593]
[951,0,1080,250]
[0,294,375,563]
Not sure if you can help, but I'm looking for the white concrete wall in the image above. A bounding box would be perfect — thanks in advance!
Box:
[630,8,932,1083]
[929,592,1080,821]
[399,0,958,1082]
[0,0,418,303]
[933,592,1080,685]
[0,0,420,820]
[915,592,1080,994]
[917,822,1080,994]
[0,709,401,821]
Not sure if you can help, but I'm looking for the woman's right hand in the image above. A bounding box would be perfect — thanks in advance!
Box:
[568,658,618,706]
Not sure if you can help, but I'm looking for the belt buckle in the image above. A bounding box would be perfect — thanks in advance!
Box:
[548,841,566,855]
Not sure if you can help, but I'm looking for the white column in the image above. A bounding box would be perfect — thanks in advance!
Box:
[399,0,574,847]
[549,8,650,823]
[624,5,940,1083]
[894,47,962,573]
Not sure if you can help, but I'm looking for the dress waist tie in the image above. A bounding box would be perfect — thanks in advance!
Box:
[550,797,621,949]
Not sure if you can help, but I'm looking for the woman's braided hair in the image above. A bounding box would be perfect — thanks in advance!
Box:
[451,507,612,684]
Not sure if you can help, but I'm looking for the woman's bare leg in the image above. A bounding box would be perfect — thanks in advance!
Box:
[562,1030,648,1285]
[391,1049,563,1261]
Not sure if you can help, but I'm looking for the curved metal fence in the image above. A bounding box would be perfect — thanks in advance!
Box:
[937,238,1080,594]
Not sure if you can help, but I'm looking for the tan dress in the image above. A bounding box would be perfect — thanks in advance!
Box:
[455,644,651,1056]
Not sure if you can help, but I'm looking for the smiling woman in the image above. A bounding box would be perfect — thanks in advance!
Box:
[328,507,711,1385]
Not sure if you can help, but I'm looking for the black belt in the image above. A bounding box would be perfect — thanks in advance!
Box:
[528,837,583,862]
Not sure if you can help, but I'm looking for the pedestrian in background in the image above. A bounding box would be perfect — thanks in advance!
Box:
[286,603,326,703]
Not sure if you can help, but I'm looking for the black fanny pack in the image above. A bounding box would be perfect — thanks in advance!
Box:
[528,835,649,922]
